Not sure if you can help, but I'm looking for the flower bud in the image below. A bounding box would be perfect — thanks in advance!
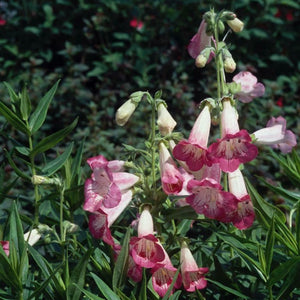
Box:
[31,175,61,186]
[224,57,236,73]
[115,99,138,126]
[217,20,225,34]
[157,103,177,136]
[227,17,244,32]
[195,54,207,68]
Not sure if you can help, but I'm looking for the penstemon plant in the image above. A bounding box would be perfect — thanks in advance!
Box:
[0,8,299,300]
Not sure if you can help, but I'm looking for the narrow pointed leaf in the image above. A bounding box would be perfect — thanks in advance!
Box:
[0,101,29,134]
[72,284,105,300]
[265,216,275,276]
[207,279,250,299]
[162,267,181,300]
[91,272,120,300]
[112,227,130,291]
[20,85,31,121]
[30,117,78,157]
[3,81,19,105]
[29,80,60,134]
[68,248,92,300]
[139,268,147,300]
[70,139,84,185]
[43,142,74,176]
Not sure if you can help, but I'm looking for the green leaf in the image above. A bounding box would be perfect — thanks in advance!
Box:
[28,80,60,134]
[268,256,300,286]
[9,201,25,260]
[72,284,105,300]
[112,227,130,291]
[162,267,181,300]
[246,178,286,224]
[265,216,275,276]
[3,81,19,105]
[207,279,250,299]
[43,142,74,176]
[68,248,92,300]
[0,246,22,292]
[91,272,120,300]
[30,117,78,157]
[20,85,31,121]
[139,268,147,300]
[70,139,84,185]
[0,101,29,135]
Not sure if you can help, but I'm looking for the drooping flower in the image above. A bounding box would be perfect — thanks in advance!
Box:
[151,246,182,297]
[188,20,214,63]
[88,189,133,246]
[252,116,297,153]
[0,241,9,256]
[157,103,177,136]
[130,207,165,268]
[84,155,139,212]
[228,169,255,229]
[208,100,258,172]
[159,142,184,195]
[233,71,265,103]
[180,242,209,292]
[173,105,211,171]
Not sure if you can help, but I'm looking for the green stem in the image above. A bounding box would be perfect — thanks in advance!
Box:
[150,95,157,203]
[59,184,65,244]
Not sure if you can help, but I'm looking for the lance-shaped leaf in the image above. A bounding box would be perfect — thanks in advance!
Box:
[29,80,60,134]
[43,142,74,176]
[91,273,121,300]
[3,81,19,106]
[0,101,29,135]
[30,117,78,158]
[112,227,130,291]
[20,85,31,121]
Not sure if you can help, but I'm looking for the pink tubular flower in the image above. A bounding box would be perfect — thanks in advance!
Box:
[186,178,237,222]
[88,190,133,246]
[188,20,213,62]
[159,142,184,195]
[180,242,209,292]
[252,116,297,154]
[151,247,182,297]
[130,208,165,268]
[233,71,265,103]
[84,155,139,212]
[228,169,255,229]
[173,105,211,171]
[208,100,258,172]
[0,241,9,256]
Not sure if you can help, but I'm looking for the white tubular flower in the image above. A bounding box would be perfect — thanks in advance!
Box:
[157,103,177,136]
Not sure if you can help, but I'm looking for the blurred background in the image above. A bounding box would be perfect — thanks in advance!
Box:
[0,0,298,160]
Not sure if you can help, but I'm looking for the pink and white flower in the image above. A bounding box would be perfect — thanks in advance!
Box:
[88,190,133,246]
[130,208,165,268]
[157,103,177,136]
[228,169,255,229]
[233,71,265,103]
[186,178,237,222]
[188,20,213,62]
[208,100,258,172]
[84,155,139,212]
[151,246,182,297]
[253,116,297,153]
[173,105,211,171]
[180,242,209,292]
[159,142,184,195]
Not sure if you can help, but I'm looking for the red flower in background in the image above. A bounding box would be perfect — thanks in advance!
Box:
[130,18,144,30]
[285,10,294,21]
[276,97,284,107]
[0,18,6,26]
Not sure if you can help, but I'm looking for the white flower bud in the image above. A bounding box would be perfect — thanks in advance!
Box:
[115,99,137,126]
[157,103,177,136]
[227,17,244,33]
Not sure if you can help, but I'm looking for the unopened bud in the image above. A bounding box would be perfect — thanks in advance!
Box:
[115,99,138,126]
[157,102,177,136]
[195,54,207,68]
[217,20,225,34]
[32,175,61,186]
[224,57,236,73]
[227,17,244,32]
[63,220,79,233]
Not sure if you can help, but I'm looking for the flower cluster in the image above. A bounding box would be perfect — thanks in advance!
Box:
[83,9,297,298]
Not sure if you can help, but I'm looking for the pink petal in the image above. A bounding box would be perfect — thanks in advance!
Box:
[87,155,108,169]
[188,20,212,59]
[232,196,255,230]
[112,172,139,191]
[107,160,125,172]
[102,182,122,208]
[251,83,265,98]
[83,178,104,212]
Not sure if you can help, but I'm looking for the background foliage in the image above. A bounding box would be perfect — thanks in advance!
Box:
[0,0,299,299]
